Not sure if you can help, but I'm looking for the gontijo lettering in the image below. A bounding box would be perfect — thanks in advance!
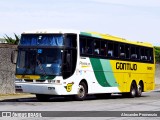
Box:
[116,62,137,70]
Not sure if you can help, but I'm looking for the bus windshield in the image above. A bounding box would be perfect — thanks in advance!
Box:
[20,34,64,46]
[16,48,62,76]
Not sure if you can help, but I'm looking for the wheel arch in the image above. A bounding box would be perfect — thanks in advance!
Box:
[131,80,137,88]
[80,79,88,94]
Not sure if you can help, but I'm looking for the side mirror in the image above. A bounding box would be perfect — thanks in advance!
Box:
[11,50,18,64]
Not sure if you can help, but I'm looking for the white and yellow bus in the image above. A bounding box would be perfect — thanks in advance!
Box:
[15,29,155,101]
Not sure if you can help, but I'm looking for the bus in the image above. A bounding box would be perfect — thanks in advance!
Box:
[14,29,155,101]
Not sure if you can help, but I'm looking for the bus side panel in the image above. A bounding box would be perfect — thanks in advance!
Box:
[143,73,155,92]
[78,57,120,94]
[78,57,155,94]
[137,63,155,92]
[110,60,155,93]
[89,58,119,87]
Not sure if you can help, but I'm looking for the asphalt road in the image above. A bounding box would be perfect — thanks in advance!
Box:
[0,90,160,119]
[0,91,160,111]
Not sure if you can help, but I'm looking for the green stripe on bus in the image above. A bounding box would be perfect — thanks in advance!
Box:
[80,32,102,38]
[80,32,92,37]
[90,58,111,87]
[90,58,118,87]
[100,59,118,87]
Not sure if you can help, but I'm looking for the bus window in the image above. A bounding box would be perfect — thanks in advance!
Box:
[80,37,86,54]
[65,34,77,48]
[131,46,138,60]
[125,45,130,59]
[80,36,93,55]
[150,49,154,62]
[145,48,153,62]
[140,47,147,61]
[149,48,153,62]
[145,49,149,61]
[114,43,119,58]
[100,41,107,56]
[136,47,140,60]
[94,40,100,55]
[107,42,114,57]
[86,38,93,55]
[119,44,125,59]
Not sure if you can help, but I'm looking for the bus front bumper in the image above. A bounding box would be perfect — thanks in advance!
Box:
[15,83,68,95]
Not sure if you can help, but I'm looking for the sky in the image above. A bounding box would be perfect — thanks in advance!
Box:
[0,0,160,46]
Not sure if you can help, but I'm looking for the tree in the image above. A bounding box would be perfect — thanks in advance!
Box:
[4,33,20,44]
[154,46,160,63]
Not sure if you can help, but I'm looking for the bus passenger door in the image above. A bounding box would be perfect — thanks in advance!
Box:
[62,47,77,79]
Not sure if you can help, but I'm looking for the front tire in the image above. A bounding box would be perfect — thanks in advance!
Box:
[75,82,87,101]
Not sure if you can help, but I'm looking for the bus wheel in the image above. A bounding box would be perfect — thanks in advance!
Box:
[136,83,143,97]
[129,82,136,98]
[36,94,51,102]
[75,82,87,101]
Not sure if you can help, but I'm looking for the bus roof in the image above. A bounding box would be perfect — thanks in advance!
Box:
[80,31,153,48]
[22,29,153,48]
[23,29,80,34]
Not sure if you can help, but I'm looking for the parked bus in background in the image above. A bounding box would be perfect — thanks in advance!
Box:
[14,29,155,101]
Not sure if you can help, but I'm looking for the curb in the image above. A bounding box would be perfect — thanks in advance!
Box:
[0,94,35,101]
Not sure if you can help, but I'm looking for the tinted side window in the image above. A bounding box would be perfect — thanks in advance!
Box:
[100,41,107,56]
[145,48,153,62]
[131,46,138,60]
[94,40,100,55]
[86,38,94,55]
[125,45,130,59]
[80,37,86,54]
[80,35,154,63]
[149,48,154,62]
[80,36,94,55]
[119,44,126,59]
[114,43,119,58]
[140,47,147,61]
[107,42,114,57]
[65,34,77,48]
[136,47,140,60]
